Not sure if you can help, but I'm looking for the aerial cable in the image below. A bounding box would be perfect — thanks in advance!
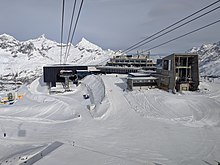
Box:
[64,0,77,64]
[122,0,220,53]
[124,5,220,53]
[65,0,84,64]
[142,19,220,52]
[60,0,65,64]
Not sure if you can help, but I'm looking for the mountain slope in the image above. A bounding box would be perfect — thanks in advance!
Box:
[0,34,116,85]
[1,33,220,90]
[188,41,220,76]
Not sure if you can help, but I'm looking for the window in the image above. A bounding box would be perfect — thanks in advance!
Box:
[180,57,187,66]
[163,60,169,70]
[163,60,172,70]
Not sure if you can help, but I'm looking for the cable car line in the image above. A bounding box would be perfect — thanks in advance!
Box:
[60,0,65,64]
[122,0,220,54]
[63,0,77,64]
[124,5,220,53]
[65,0,84,64]
[143,19,220,53]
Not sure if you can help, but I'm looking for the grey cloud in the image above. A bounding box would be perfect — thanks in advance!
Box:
[0,0,219,54]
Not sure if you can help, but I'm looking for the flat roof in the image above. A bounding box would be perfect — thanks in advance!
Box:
[128,73,151,77]
[44,64,87,67]
[88,66,100,71]
[163,53,198,60]
[97,66,140,70]
[128,76,158,80]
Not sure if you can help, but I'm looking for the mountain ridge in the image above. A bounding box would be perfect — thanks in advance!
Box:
[0,33,219,90]
[0,34,116,89]
[188,41,220,76]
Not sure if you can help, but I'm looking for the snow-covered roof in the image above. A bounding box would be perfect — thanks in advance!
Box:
[128,72,151,77]
[128,76,158,80]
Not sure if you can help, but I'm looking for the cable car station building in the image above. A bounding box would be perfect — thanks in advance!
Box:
[43,64,88,91]
[127,73,158,90]
[156,53,199,92]
[98,54,156,74]
[107,54,155,69]
[126,53,199,92]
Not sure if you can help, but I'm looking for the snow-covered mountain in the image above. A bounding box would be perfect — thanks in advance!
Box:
[1,33,219,90]
[188,41,220,76]
[0,34,116,86]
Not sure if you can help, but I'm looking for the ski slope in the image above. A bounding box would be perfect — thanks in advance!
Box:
[0,75,220,165]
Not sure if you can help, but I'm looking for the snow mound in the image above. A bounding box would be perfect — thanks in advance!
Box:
[82,75,110,118]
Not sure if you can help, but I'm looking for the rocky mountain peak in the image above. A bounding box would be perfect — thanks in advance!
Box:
[0,33,17,42]
[76,37,102,51]
[188,41,220,76]
[0,33,116,88]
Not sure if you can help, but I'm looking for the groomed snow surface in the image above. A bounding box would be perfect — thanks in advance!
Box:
[0,75,220,165]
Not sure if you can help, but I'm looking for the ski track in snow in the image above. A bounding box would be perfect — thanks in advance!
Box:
[0,75,220,164]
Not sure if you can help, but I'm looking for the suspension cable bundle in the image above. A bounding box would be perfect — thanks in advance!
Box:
[122,0,220,54]
[59,0,84,64]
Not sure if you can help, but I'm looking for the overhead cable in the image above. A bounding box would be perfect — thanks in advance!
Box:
[64,0,77,64]
[124,5,220,53]
[65,0,84,64]
[143,19,220,52]
[60,0,65,64]
[122,0,220,53]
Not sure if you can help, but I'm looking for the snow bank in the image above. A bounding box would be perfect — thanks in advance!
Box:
[0,83,78,122]
[81,75,109,118]
[29,77,48,94]
[124,86,220,127]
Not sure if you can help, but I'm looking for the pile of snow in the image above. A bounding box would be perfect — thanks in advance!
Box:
[188,41,220,76]
[82,75,109,118]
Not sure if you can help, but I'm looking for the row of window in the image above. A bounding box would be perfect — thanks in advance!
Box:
[112,60,153,63]
[132,79,156,83]
[163,57,195,70]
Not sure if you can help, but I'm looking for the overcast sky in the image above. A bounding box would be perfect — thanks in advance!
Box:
[0,0,219,54]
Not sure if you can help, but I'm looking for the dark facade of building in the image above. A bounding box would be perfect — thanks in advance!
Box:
[156,53,199,92]
[43,64,88,87]
[127,73,158,90]
[127,76,157,90]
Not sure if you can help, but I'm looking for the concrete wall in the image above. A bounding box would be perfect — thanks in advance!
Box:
[158,53,199,92]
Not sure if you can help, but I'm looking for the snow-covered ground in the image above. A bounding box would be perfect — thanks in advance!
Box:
[1,33,220,164]
[0,74,220,165]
